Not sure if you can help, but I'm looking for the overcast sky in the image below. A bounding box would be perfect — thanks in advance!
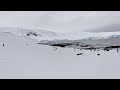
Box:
[0,11,120,33]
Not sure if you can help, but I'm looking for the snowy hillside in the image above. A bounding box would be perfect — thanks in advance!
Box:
[0,31,120,79]
[0,27,62,41]
[1,27,120,41]
[0,27,120,78]
[1,27,120,51]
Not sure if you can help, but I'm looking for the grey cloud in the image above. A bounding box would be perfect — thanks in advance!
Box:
[0,11,120,33]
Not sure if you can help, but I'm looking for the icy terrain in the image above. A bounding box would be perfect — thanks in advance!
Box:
[0,27,120,79]
[1,27,120,41]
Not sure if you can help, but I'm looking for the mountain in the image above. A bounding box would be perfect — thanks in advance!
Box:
[0,27,61,41]
[1,26,120,42]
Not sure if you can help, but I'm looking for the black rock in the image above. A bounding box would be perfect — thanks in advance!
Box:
[97,54,100,56]
[77,53,83,55]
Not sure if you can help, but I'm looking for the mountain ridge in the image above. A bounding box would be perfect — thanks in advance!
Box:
[1,26,120,41]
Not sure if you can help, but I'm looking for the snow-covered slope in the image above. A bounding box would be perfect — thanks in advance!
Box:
[0,31,120,79]
[1,27,120,41]
[1,27,120,79]
[0,27,62,41]
[0,31,38,47]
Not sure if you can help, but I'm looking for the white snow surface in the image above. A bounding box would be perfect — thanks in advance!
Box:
[0,27,120,78]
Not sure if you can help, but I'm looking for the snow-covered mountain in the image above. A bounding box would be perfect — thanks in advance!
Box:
[1,26,120,41]
[0,27,63,41]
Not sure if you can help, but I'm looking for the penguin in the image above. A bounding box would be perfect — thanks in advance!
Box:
[3,44,5,47]
[117,49,119,53]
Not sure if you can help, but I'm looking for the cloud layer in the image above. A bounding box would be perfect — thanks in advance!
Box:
[0,11,120,33]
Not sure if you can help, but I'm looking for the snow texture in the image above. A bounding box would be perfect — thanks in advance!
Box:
[0,27,120,79]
